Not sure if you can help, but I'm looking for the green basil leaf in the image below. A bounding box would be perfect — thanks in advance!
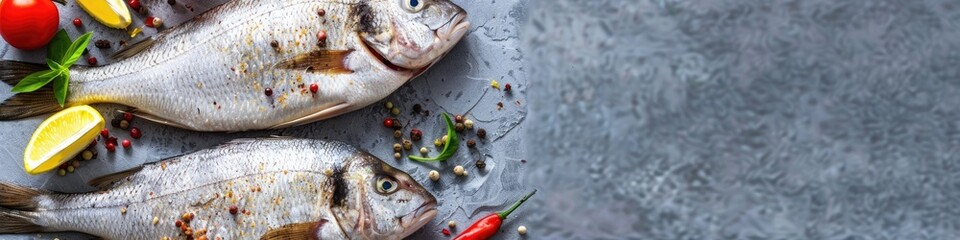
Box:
[46,58,62,70]
[53,73,70,107]
[409,113,460,162]
[10,70,60,93]
[48,30,70,63]
[62,32,93,68]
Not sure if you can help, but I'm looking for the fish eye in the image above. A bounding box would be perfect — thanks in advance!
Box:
[376,176,399,194]
[403,0,425,12]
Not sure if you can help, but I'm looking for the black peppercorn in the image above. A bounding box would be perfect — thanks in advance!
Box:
[475,159,486,169]
[466,139,476,148]
[455,123,465,132]
[410,129,423,141]
[168,0,176,5]
[111,118,121,128]
[94,40,111,49]
[477,128,487,139]
[413,104,422,113]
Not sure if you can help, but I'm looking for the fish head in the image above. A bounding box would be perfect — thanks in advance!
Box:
[331,152,437,239]
[353,0,469,74]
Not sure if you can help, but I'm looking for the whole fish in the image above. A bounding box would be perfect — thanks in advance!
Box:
[0,138,437,239]
[0,0,469,131]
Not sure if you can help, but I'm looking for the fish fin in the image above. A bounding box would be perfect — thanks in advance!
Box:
[0,207,43,233]
[275,50,354,74]
[0,87,63,120]
[260,220,325,240]
[0,61,48,86]
[268,102,351,129]
[0,182,48,211]
[110,37,155,61]
[122,109,194,130]
[87,166,144,189]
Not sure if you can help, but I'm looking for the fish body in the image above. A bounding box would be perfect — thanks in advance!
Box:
[0,0,469,131]
[0,138,438,239]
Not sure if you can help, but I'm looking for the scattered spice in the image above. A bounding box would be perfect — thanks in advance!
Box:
[57,169,66,176]
[128,0,141,10]
[497,102,504,110]
[107,136,118,145]
[455,123,465,132]
[145,16,162,28]
[504,83,512,92]
[87,57,97,66]
[130,127,142,139]
[442,228,451,236]
[409,113,460,162]
[453,165,465,176]
[111,118,121,128]
[449,220,457,228]
[385,101,393,109]
[393,130,402,138]
[82,150,93,160]
[95,40,111,49]
[72,18,82,27]
[67,166,75,173]
[152,216,159,225]
[317,30,327,47]
[391,107,400,116]
[475,159,486,169]
[317,8,325,17]
[464,119,474,129]
[410,128,423,141]
[264,88,273,97]
[229,206,238,215]
[393,152,401,159]
[106,142,116,152]
[123,112,134,121]
[122,139,131,149]
[310,83,318,93]
[119,120,129,129]
[175,220,182,227]
[518,226,527,235]
[120,207,127,214]
[477,128,487,139]
[466,139,476,148]
[490,79,500,89]
[71,160,80,168]
[413,104,423,113]
[419,147,429,155]
[392,119,402,129]
[402,139,412,150]
[393,143,402,152]
[429,170,440,181]
[181,213,194,223]
[434,138,443,147]
[167,0,176,5]
[383,118,394,128]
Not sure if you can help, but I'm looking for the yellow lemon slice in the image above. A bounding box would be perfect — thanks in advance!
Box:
[23,105,104,175]
[77,0,132,29]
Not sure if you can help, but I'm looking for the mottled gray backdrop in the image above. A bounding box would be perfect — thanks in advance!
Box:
[525,0,960,239]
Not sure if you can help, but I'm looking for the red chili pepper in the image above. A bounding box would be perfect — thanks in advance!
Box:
[453,190,536,240]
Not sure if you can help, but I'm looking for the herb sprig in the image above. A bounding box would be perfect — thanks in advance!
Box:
[10,30,92,106]
[409,112,459,162]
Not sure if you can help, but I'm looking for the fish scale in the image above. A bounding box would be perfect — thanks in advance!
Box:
[0,0,469,132]
[0,138,437,239]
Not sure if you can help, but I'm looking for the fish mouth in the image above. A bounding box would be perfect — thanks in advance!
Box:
[357,13,469,77]
[399,201,438,236]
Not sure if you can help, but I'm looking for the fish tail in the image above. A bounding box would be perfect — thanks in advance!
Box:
[0,182,47,233]
[0,60,63,120]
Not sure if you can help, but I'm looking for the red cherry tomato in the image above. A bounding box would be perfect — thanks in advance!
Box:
[0,0,59,50]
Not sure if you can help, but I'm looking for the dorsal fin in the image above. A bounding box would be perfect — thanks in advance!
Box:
[260,221,325,240]
[275,50,354,74]
[110,37,156,61]
[87,166,144,189]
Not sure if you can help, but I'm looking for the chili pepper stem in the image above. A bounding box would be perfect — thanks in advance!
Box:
[496,190,537,219]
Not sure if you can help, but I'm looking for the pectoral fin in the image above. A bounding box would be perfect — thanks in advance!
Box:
[87,166,144,189]
[260,220,327,240]
[121,109,193,130]
[275,50,354,74]
[268,102,351,129]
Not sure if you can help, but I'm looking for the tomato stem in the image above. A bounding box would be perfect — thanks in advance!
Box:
[496,190,537,219]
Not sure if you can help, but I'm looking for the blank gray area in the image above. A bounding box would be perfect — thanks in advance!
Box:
[525,0,960,239]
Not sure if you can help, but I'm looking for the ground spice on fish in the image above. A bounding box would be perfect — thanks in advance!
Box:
[175,220,182,227]
[317,8,325,17]
[270,40,279,49]
[504,83,512,92]
[310,83,318,93]
[229,206,238,215]
[264,88,273,97]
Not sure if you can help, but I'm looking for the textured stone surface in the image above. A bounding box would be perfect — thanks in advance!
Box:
[525,0,960,239]
[0,0,527,239]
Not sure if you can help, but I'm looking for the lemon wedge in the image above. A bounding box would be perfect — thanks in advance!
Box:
[23,105,104,175]
[77,0,132,29]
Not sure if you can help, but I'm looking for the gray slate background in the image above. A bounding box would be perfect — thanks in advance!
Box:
[0,0,529,239]
[525,0,960,239]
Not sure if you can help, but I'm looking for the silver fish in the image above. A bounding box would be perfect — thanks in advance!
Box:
[0,138,437,239]
[0,0,469,131]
